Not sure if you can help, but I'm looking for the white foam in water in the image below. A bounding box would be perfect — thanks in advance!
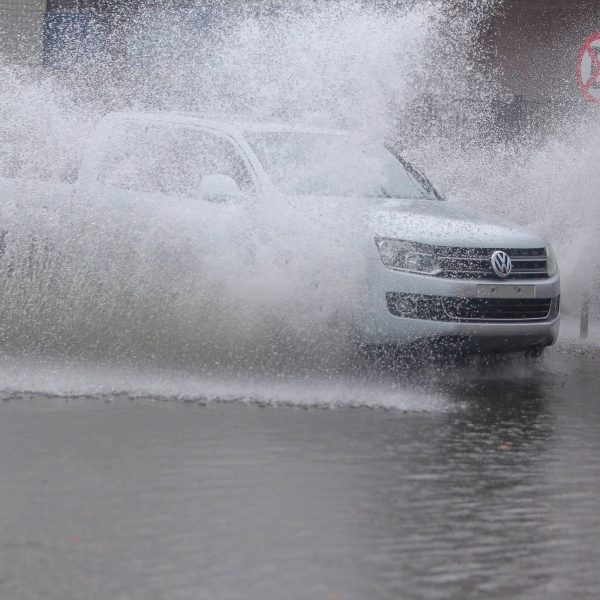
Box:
[0,0,589,403]
[0,354,454,411]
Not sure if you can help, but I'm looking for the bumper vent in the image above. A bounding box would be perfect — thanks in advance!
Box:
[386,293,560,323]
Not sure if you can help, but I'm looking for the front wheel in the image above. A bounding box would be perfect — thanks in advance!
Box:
[524,346,546,359]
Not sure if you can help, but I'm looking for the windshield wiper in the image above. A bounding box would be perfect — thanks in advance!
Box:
[379,186,392,198]
[384,143,444,201]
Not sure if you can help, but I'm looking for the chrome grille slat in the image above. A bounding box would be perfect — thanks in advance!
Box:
[443,269,494,275]
[509,257,547,262]
[436,255,546,262]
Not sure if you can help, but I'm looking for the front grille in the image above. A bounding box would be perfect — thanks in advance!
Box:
[386,293,560,323]
[433,246,548,280]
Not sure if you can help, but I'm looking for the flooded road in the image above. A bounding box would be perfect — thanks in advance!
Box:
[0,347,598,599]
[2,0,600,597]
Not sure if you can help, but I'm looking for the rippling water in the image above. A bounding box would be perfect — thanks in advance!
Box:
[0,348,598,600]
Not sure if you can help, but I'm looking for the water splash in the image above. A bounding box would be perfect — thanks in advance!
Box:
[1,0,587,400]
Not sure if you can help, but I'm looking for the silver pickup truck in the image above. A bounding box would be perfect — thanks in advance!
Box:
[9,111,560,356]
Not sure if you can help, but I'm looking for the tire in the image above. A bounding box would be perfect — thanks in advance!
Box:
[524,346,546,359]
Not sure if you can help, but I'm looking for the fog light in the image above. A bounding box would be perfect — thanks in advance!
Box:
[395,295,417,316]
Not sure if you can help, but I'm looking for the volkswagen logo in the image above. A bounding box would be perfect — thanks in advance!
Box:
[491,250,512,278]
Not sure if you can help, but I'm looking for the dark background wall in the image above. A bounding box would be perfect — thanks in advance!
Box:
[491,0,600,103]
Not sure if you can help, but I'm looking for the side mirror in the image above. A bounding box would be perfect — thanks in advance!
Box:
[199,174,242,201]
[434,183,448,201]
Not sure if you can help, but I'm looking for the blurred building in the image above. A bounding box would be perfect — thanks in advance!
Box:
[0,0,46,64]
[491,0,600,102]
[487,0,600,129]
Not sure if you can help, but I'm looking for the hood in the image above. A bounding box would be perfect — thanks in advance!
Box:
[370,198,547,250]
[282,194,547,257]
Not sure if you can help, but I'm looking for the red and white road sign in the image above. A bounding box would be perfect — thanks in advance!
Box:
[578,32,600,103]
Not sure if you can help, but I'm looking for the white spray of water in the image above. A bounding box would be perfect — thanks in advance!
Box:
[0,3,439,360]
[0,0,590,405]
[421,115,600,316]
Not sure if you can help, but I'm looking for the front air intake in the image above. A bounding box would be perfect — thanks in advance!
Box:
[386,293,560,323]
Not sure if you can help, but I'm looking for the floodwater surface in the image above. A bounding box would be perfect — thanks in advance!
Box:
[0,347,598,600]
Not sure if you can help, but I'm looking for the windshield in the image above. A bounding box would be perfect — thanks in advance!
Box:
[246,131,438,200]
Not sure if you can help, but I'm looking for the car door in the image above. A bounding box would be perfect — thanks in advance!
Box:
[90,119,259,290]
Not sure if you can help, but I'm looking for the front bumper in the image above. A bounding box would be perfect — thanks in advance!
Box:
[358,259,561,350]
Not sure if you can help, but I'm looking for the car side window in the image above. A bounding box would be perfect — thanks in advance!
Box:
[98,122,165,193]
[159,127,255,197]
[98,122,254,197]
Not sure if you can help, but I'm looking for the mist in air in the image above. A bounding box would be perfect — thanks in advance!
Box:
[0,0,593,404]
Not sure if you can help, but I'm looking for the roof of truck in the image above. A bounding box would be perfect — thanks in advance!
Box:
[103,110,348,137]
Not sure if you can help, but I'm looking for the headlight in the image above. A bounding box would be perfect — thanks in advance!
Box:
[546,244,558,277]
[375,238,442,275]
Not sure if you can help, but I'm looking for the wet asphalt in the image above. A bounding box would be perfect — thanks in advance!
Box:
[0,345,598,600]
